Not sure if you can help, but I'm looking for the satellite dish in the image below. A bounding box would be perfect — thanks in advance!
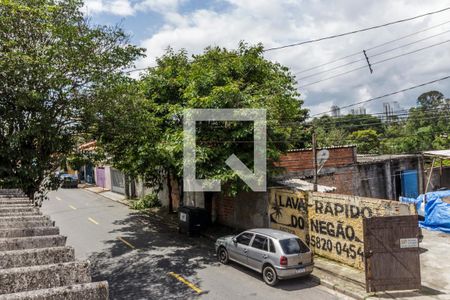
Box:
[317,149,330,166]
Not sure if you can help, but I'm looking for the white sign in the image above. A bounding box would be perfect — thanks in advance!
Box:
[400,238,419,248]
[183,109,267,192]
[179,212,187,222]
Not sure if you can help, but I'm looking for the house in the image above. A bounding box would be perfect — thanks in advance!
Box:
[275,145,425,200]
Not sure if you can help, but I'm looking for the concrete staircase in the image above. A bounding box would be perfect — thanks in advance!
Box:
[0,189,108,299]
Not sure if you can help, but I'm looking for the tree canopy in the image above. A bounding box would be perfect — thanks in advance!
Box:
[0,0,143,198]
[311,90,450,154]
[95,44,308,196]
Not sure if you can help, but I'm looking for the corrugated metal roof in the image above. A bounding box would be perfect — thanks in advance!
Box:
[276,178,336,192]
[287,145,356,152]
[423,150,450,158]
[357,154,419,163]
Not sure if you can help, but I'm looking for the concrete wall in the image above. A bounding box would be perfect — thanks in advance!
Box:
[104,166,112,191]
[308,192,415,270]
[355,157,422,200]
[268,189,416,270]
[215,191,268,230]
[268,188,308,240]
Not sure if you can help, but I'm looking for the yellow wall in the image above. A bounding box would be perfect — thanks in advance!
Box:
[268,188,309,241]
[269,189,415,270]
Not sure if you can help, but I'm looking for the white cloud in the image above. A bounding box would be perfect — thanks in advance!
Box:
[83,0,135,16]
[132,0,450,114]
[83,0,184,16]
[110,0,135,16]
[135,0,184,13]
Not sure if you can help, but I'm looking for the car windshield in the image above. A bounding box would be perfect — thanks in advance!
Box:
[279,238,309,254]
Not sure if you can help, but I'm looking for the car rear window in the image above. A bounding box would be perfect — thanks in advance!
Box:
[279,238,309,254]
[269,239,276,253]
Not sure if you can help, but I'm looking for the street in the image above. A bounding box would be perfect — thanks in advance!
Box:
[41,188,347,300]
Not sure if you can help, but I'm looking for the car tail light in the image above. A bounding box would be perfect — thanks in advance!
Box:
[280,256,288,266]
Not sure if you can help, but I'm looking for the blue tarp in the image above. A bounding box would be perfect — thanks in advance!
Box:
[401,190,450,234]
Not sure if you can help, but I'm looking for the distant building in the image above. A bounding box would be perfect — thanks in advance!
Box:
[331,105,341,117]
[382,102,408,122]
[383,102,393,122]
[349,106,366,115]
[274,145,424,200]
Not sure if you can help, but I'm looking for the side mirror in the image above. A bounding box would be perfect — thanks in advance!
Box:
[232,237,237,243]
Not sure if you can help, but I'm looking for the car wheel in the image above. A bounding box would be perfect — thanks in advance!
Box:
[218,247,229,264]
[262,265,278,286]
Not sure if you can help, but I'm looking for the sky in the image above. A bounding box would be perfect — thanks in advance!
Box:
[82,0,450,116]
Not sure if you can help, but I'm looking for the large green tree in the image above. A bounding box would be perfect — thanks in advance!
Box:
[0,0,143,199]
[96,44,308,200]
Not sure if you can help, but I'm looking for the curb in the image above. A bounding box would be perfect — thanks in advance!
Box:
[315,277,366,300]
[314,263,366,289]
[82,188,131,207]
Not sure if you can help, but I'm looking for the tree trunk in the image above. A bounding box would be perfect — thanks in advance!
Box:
[130,177,136,198]
[124,174,130,199]
[167,172,173,213]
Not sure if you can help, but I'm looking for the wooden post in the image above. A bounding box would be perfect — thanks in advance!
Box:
[312,132,318,192]
[425,158,435,193]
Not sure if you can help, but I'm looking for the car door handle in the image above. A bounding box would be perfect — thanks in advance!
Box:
[243,249,247,253]
[262,254,268,259]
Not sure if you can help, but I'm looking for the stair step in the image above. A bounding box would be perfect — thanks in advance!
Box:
[0,200,31,205]
[0,246,74,269]
[0,216,50,224]
[0,281,109,300]
[0,235,66,251]
[0,220,55,229]
[0,226,60,238]
[0,261,92,294]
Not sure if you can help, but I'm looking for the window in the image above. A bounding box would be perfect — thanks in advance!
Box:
[236,232,254,246]
[279,238,310,254]
[251,235,268,251]
[269,239,276,253]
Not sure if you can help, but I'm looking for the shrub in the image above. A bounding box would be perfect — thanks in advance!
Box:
[131,192,161,210]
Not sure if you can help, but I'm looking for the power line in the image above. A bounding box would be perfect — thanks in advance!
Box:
[300,39,450,87]
[196,114,450,142]
[295,28,450,80]
[294,20,450,75]
[264,7,450,52]
[310,75,450,117]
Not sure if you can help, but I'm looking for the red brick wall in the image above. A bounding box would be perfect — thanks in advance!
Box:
[215,194,235,226]
[317,167,354,195]
[276,146,356,173]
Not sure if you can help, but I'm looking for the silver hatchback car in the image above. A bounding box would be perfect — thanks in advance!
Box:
[215,228,314,286]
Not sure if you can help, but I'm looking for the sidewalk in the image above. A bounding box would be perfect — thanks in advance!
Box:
[82,186,128,204]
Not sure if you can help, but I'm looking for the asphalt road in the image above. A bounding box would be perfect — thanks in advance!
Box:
[41,188,348,300]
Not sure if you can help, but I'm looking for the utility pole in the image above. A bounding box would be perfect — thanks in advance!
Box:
[312,131,318,192]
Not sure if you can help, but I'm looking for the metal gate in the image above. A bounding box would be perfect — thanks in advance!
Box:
[363,215,421,292]
[96,167,106,188]
[111,168,125,194]
[401,170,419,198]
